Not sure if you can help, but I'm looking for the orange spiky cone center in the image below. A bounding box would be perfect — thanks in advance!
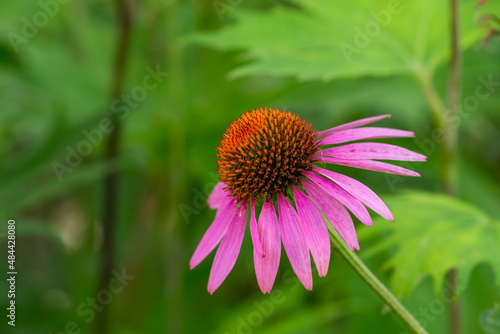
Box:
[216,108,319,202]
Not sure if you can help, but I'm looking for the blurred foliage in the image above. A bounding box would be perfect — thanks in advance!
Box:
[0,0,498,333]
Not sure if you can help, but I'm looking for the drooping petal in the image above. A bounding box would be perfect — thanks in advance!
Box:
[207,182,227,209]
[317,115,390,138]
[317,143,427,161]
[277,193,312,290]
[293,187,330,277]
[304,171,373,226]
[302,180,360,251]
[314,157,421,177]
[314,167,394,221]
[190,196,238,269]
[254,200,281,293]
[249,201,264,259]
[207,202,247,294]
[321,127,414,145]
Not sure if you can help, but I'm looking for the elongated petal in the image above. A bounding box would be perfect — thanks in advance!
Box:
[314,167,394,221]
[315,157,421,177]
[302,180,359,251]
[277,193,312,290]
[293,187,330,277]
[207,182,227,209]
[304,171,373,226]
[317,143,427,161]
[254,200,281,293]
[317,115,390,138]
[208,202,247,294]
[321,127,414,145]
[250,201,264,259]
[190,196,238,269]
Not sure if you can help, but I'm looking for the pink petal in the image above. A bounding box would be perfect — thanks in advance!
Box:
[250,201,264,259]
[321,127,414,145]
[302,180,360,251]
[315,157,421,177]
[277,193,313,290]
[254,200,281,293]
[207,201,247,294]
[293,187,331,277]
[189,196,238,269]
[207,182,227,209]
[317,143,427,161]
[314,167,394,221]
[317,115,391,138]
[304,171,373,226]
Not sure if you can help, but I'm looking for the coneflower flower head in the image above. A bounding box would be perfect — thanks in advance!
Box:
[190,107,426,294]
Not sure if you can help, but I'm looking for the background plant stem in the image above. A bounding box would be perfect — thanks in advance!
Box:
[95,0,134,333]
[417,0,462,332]
[328,226,428,334]
[164,1,188,332]
[446,0,462,332]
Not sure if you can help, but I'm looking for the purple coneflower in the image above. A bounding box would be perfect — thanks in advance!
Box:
[190,108,425,294]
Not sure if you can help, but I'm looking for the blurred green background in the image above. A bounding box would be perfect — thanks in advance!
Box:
[1,0,500,333]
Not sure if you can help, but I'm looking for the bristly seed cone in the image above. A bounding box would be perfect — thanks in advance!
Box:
[216,107,319,202]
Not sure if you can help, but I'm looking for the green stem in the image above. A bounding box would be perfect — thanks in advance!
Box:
[328,226,428,334]
[411,3,462,333]
[96,0,134,333]
[416,72,446,131]
[417,71,458,197]
[446,0,462,332]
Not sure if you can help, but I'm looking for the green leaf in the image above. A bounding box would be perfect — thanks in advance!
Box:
[188,0,498,81]
[362,191,500,298]
[0,219,62,245]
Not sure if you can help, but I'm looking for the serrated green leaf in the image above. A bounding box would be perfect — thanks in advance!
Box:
[188,0,498,81]
[363,191,500,298]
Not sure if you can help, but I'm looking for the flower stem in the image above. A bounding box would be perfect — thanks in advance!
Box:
[328,226,428,334]
[446,0,462,332]
[96,0,134,333]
